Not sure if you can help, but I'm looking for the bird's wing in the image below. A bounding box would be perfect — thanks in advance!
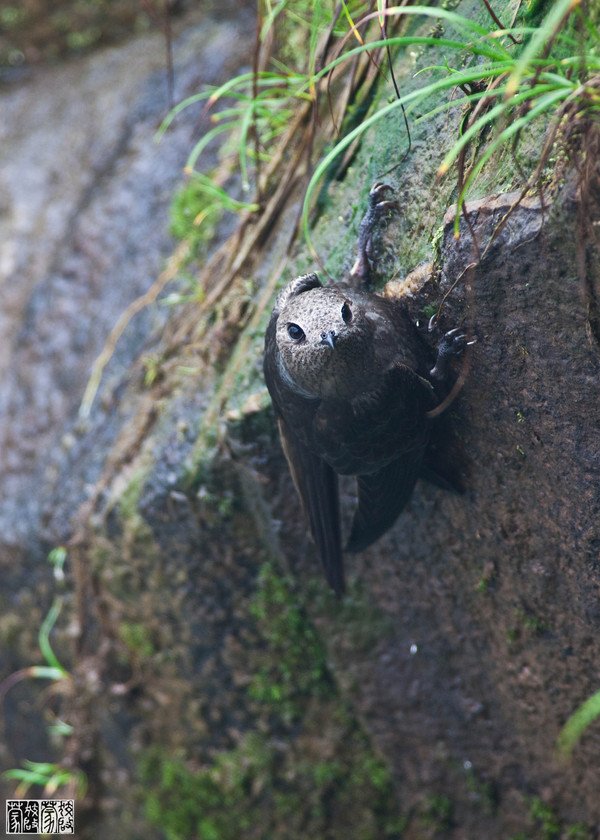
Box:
[345,454,421,554]
[278,417,345,596]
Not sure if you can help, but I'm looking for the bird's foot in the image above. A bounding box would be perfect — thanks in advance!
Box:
[429,327,476,382]
[367,181,398,213]
[350,182,399,287]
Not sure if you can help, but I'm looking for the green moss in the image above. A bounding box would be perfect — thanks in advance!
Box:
[141,354,163,388]
[523,614,548,634]
[506,626,519,646]
[421,793,454,830]
[118,622,155,658]
[0,6,25,27]
[421,303,438,320]
[140,728,405,840]
[140,744,255,840]
[512,797,594,840]
[249,561,333,722]
[137,559,405,839]
[518,608,549,636]
[119,469,147,523]
[464,766,497,816]
[187,458,237,527]
[529,798,560,840]
[66,27,101,51]
[565,825,592,840]
[186,424,220,490]
[311,578,394,652]
[475,563,496,594]
[114,469,159,565]
[506,607,550,651]
[170,180,220,260]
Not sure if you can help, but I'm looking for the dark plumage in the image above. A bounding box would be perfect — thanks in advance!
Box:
[263,185,467,594]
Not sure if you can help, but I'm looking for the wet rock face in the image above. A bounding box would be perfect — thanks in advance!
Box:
[2,4,599,834]
[298,187,600,834]
[0,3,255,783]
[390,192,600,832]
[243,188,600,835]
[52,180,599,839]
[0,1,191,68]
[0,7,254,552]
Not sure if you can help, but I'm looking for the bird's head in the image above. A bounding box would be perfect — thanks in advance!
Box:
[275,276,373,398]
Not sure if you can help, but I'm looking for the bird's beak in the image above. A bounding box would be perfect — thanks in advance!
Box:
[320,330,337,350]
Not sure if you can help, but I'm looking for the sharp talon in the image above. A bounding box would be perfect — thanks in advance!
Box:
[374,199,399,211]
[369,182,394,204]
[445,327,463,338]
[370,181,391,193]
[428,314,437,332]
[466,338,477,345]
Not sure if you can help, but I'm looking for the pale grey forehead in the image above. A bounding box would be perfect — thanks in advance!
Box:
[279,288,347,322]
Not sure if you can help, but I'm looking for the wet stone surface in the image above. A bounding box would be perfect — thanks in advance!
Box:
[0,6,254,552]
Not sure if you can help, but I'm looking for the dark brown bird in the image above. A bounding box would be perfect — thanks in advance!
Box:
[263,184,468,594]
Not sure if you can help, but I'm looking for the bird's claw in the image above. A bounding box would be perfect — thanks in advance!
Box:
[368,181,399,213]
[351,183,399,286]
[430,326,476,381]
[439,327,468,358]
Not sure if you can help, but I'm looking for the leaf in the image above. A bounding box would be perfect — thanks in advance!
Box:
[557,690,600,756]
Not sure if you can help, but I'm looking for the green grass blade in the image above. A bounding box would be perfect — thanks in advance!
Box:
[307,36,510,92]
[438,80,574,175]
[340,0,364,43]
[238,101,255,192]
[204,71,293,103]
[309,1,324,68]
[156,91,212,139]
[38,596,67,675]
[412,86,508,124]
[378,5,503,39]
[186,174,259,213]
[506,0,578,96]
[411,77,566,128]
[301,61,522,251]
[260,0,290,42]
[29,666,67,680]
[453,86,572,233]
[185,122,233,171]
[580,12,600,45]
[156,72,297,140]
[557,690,600,756]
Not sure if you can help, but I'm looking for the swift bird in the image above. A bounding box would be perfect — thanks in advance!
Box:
[264,184,469,594]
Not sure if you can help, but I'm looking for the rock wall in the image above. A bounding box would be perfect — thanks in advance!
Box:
[1,3,599,838]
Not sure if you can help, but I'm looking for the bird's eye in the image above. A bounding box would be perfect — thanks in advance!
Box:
[341,301,353,324]
[287,323,305,341]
